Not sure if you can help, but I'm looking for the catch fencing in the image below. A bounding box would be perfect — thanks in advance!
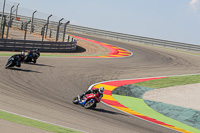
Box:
[0,2,77,52]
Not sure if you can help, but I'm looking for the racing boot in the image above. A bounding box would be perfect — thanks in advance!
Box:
[33,59,37,64]
[16,61,21,67]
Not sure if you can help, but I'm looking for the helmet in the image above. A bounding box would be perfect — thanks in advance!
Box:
[21,52,25,55]
[99,86,104,94]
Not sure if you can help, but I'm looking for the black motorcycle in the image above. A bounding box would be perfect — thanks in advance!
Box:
[5,57,17,69]
[23,53,39,64]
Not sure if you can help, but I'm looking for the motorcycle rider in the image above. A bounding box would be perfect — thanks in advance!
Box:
[26,48,40,63]
[78,86,105,102]
[10,52,25,67]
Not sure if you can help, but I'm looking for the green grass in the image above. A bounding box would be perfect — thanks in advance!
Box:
[0,53,18,56]
[147,45,200,56]
[134,75,200,89]
[112,95,200,133]
[0,110,82,133]
[164,48,200,56]
[112,74,200,132]
[132,41,200,56]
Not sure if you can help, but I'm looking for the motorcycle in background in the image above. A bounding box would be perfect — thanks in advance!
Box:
[23,52,39,64]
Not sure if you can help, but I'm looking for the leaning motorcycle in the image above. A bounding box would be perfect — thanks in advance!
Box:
[73,92,101,109]
[23,53,39,64]
[5,57,16,69]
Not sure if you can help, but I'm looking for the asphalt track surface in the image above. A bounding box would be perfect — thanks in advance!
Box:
[1,33,200,133]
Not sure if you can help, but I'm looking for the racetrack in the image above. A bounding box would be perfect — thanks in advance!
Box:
[0,33,200,133]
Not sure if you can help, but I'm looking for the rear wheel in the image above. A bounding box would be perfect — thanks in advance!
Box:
[84,99,96,109]
[24,56,32,63]
[93,103,96,108]
[73,97,79,104]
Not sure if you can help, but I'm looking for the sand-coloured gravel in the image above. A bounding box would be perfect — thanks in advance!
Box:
[143,83,200,111]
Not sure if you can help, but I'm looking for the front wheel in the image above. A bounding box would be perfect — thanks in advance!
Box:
[84,99,96,109]
[5,61,13,69]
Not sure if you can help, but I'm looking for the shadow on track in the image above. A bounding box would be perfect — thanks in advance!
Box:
[8,68,42,73]
[92,108,128,116]
[23,62,54,67]
[69,46,86,53]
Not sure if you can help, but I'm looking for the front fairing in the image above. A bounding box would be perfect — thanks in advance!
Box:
[8,57,14,62]
[78,94,96,106]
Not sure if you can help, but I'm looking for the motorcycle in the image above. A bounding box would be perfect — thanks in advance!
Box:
[23,53,39,64]
[73,92,101,109]
[5,57,16,69]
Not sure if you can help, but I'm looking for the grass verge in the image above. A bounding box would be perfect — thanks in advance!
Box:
[134,75,200,88]
[112,95,200,133]
[111,74,200,132]
[0,110,82,133]
[144,44,200,56]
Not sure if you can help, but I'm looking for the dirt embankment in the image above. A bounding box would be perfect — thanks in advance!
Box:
[2,27,109,56]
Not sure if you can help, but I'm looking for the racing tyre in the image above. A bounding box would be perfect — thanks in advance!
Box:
[84,99,96,109]
[92,103,96,108]
[5,61,13,69]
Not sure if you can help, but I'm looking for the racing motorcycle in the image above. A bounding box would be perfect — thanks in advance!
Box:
[5,57,16,69]
[23,53,39,64]
[73,92,101,109]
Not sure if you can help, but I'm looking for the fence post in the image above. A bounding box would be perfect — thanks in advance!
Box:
[49,29,52,38]
[45,14,52,38]
[15,4,20,19]
[6,5,14,39]
[20,22,23,30]
[164,41,166,47]
[30,10,37,34]
[56,18,63,42]
[42,23,48,41]
[0,0,6,38]
[67,35,70,42]
[2,15,6,38]
[63,21,70,42]
[24,20,31,40]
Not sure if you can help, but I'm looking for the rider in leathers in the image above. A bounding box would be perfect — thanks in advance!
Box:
[11,52,25,67]
[26,49,40,63]
[78,87,105,102]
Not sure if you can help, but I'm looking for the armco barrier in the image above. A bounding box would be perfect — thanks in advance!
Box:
[1,12,200,52]
[67,24,200,52]
[0,39,77,52]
